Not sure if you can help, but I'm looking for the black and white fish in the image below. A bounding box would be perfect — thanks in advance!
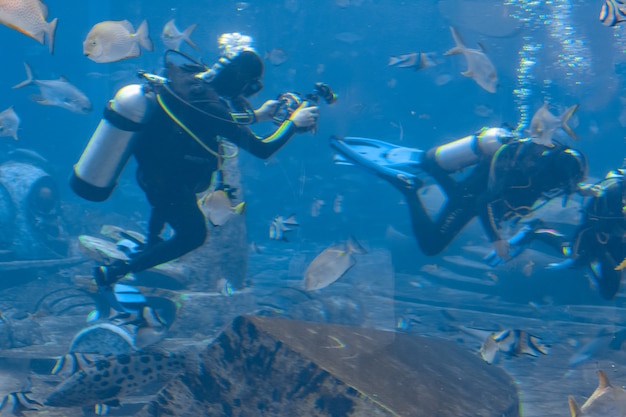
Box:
[12,63,92,114]
[479,329,549,364]
[269,214,299,241]
[600,0,626,27]
[388,52,435,71]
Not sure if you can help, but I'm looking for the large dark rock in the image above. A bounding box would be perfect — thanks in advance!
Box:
[143,315,520,417]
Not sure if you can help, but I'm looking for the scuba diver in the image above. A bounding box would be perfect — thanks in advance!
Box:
[487,167,625,300]
[330,126,587,261]
[70,33,319,309]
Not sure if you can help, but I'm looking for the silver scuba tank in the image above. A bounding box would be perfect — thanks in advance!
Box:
[70,84,156,202]
[432,127,513,172]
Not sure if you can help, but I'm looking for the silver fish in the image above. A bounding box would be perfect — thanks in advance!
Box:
[0,0,57,53]
[600,0,626,27]
[83,20,153,63]
[12,63,92,114]
[569,370,626,417]
[444,26,498,93]
[528,103,579,146]
[161,19,197,51]
[269,214,299,241]
[0,106,20,140]
[388,52,435,71]
[265,48,288,66]
[198,190,245,227]
[303,237,366,291]
[45,351,188,410]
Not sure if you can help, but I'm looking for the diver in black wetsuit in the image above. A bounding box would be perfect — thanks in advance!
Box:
[331,127,587,260]
[89,34,319,292]
[509,168,626,300]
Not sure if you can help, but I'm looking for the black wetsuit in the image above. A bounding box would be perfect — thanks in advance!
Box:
[122,63,298,276]
[537,172,626,299]
[403,139,580,256]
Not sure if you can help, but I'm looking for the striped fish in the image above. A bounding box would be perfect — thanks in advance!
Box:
[600,0,626,27]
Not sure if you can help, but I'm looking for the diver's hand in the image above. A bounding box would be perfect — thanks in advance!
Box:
[254,100,281,122]
[290,103,319,129]
[484,239,512,266]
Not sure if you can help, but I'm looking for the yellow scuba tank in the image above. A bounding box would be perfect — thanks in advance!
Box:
[70,84,156,202]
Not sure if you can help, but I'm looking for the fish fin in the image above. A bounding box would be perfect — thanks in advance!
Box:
[232,201,246,215]
[568,396,582,417]
[417,52,436,70]
[449,26,466,49]
[388,56,401,66]
[136,20,154,51]
[347,236,367,254]
[561,104,580,140]
[12,63,34,89]
[29,94,49,105]
[461,70,474,78]
[284,214,299,225]
[597,370,611,388]
[478,42,487,52]
[183,24,199,50]
[47,18,58,54]
[443,46,463,56]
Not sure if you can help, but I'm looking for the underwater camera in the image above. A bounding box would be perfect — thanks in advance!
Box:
[272,82,337,124]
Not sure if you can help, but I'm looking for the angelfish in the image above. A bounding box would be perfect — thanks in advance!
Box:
[161,19,198,51]
[528,103,579,146]
[303,236,366,291]
[444,26,498,93]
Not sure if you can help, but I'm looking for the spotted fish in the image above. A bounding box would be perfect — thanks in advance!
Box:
[45,351,189,411]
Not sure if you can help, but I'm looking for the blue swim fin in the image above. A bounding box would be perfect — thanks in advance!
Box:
[330,136,423,189]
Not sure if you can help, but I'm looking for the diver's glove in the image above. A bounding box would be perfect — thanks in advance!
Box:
[484,219,543,266]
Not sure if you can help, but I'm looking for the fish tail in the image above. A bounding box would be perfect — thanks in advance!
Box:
[47,18,58,54]
[183,24,199,50]
[136,20,154,52]
[417,52,436,70]
[12,63,34,89]
[347,236,367,254]
[388,56,401,66]
[561,104,580,140]
[449,26,466,49]
[233,201,246,215]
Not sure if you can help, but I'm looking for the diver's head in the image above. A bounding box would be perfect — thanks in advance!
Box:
[555,148,587,194]
[198,33,264,99]
[212,50,264,98]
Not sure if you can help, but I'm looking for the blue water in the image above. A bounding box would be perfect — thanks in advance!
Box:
[1,1,626,414]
